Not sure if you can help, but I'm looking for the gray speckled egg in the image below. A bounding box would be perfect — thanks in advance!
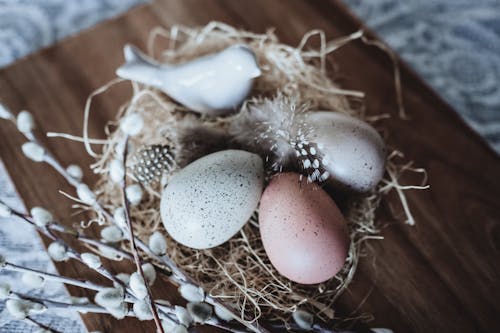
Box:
[160,150,264,249]
[304,111,386,192]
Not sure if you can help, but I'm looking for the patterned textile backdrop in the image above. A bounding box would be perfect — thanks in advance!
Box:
[343,0,500,153]
[0,161,86,333]
[0,1,499,332]
[0,2,146,332]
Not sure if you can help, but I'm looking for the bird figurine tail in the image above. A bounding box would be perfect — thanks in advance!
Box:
[116,44,167,89]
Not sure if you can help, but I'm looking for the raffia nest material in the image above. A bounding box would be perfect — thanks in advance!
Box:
[83,22,426,325]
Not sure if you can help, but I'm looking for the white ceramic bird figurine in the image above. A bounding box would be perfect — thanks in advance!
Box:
[116,44,261,116]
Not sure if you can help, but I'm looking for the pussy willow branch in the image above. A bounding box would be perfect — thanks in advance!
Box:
[6,206,126,289]
[6,211,134,261]
[5,107,264,331]
[5,205,152,308]
[19,127,80,189]
[1,108,336,333]
[120,136,165,333]
[9,291,139,319]
[2,261,104,292]
[3,260,154,309]
[1,200,250,333]
[11,292,111,315]
[12,291,189,329]
[1,204,180,324]
[12,110,272,333]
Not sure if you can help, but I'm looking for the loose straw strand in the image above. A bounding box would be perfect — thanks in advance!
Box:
[83,77,126,157]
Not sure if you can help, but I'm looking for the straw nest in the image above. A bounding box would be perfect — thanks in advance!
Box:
[82,22,426,325]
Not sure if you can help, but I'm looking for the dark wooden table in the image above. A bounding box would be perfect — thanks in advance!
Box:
[1,1,499,332]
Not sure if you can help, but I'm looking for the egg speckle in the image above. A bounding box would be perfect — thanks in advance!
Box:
[304,111,386,192]
[161,150,264,249]
[259,173,349,284]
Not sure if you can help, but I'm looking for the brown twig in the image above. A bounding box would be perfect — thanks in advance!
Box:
[120,136,165,333]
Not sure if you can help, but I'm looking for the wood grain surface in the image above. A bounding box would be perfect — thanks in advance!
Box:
[1,1,499,332]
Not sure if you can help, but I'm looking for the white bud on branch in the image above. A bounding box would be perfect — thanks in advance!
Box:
[133,301,153,321]
[22,142,45,162]
[113,207,127,229]
[173,325,189,333]
[161,319,176,332]
[179,284,204,303]
[187,302,212,324]
[81,253,102,269]
[292,309,314,330]
[142,263,156,286]
[120,113,144,136]
[174,305,193,326]
[47,242,69,262]
[95,287,124,309]
[100,225,124,243]
[16,111,35,133]
[107,302,128,319]
[30,207,53,227]
[371,329,394,333]
[214,304,235,322]
[70,297,90,305]
[129,272,148,299]
[0,103,13,119]
[125,184,143,206]
[98,245,124,261]
[109,159,125,183]
[149,232,167,256]
[21,272,45,288]
[66,164,83,181]
[76,184,97,205]
[6,299,46,319]
[0,282,11,299]
[116,273,130,284]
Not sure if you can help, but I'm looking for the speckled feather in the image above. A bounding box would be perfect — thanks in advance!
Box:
[229,95,329,182]
[131,145,176,184]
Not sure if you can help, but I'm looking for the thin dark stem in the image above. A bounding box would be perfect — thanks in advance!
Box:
[4,202,127,291]
[26,316,62,333]
[13,292,128,316]
[3,262,104,292]
[121,136,165,333]
[1,201,179,324]
[77,235,134,261]
[47,222,135,261]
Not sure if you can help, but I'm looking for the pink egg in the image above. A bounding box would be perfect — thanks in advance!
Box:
[259,172,350,284]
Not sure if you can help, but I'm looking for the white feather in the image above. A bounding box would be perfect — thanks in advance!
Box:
[229,95,311,172]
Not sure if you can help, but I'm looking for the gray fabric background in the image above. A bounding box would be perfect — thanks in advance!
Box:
[0,0,499,332]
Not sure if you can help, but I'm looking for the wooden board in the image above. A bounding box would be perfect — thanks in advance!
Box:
[1,0,499,332]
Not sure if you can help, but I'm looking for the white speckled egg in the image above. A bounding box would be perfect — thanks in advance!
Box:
[303,111,386,192]
[160,150,264,249]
